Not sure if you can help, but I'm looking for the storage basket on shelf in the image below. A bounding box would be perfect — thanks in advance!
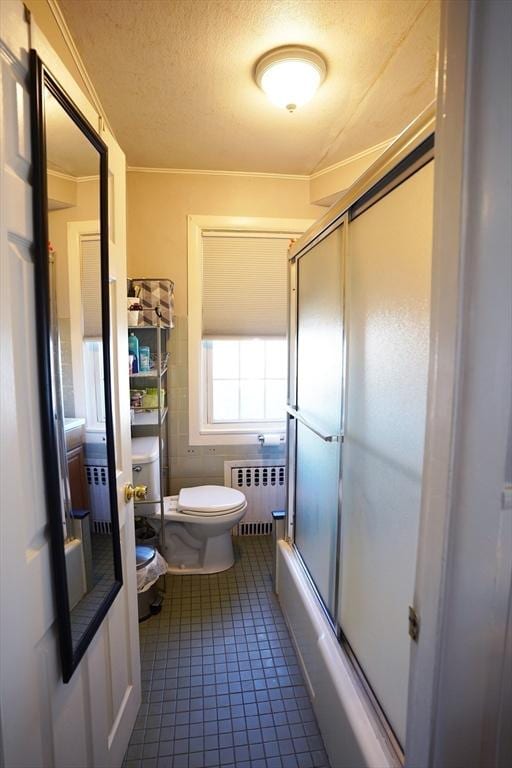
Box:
[141,388,166,408]
[130,278,175,328]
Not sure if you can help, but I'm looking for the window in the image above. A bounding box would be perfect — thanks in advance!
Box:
[205,338,287,426]
[79,234,105,431]
[188,215,314,444]
[83,340,106,430]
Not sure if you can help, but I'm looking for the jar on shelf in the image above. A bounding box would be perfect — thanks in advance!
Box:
[127,299,143,326]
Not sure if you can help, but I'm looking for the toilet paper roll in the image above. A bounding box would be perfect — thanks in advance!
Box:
[260,433,283,446]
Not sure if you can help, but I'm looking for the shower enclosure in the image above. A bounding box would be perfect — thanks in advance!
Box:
[286,122,434,750]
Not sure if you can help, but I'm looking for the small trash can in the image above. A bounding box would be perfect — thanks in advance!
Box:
[136,544,163,621]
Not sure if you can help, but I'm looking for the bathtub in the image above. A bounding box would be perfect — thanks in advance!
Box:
[276,540,400,768]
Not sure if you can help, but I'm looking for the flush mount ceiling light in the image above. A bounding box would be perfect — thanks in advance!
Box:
[255,45,327,113]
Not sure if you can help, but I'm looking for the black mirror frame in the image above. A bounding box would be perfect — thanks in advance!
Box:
[29,50,123,683]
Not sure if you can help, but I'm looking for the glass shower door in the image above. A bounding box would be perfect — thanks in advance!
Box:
[338,162,434,746]
[290,225,344,618]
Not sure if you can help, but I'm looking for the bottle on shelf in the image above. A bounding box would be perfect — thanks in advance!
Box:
[139,345,150,372]
[128,332,140,373]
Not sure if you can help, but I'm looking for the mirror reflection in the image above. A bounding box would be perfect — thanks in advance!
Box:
[45,86,117,647]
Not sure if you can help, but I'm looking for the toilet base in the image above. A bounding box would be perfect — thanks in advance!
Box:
[149,494,246,575]
[164,526,237,575]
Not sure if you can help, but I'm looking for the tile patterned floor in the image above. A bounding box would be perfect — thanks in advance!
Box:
[124,536,331,768]
[70,533,116,644]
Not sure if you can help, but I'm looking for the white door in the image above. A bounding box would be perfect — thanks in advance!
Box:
[0,3,140,766]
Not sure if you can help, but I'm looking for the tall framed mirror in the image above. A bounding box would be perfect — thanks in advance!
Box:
[30,51,122,683]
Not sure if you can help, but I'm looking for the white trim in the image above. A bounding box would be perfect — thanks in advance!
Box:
[46,0,114,137]
[76,174,100,184]
[202,229,297,239]
[127,165,309,180]
[47,169,100,184]
[48,168,76,183]
[188,214,314,234]
[126,137,397,182]
[187,215,314,445]
[309,136,398,179]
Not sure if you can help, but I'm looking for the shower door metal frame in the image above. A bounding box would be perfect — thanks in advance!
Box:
[286,215,348,625]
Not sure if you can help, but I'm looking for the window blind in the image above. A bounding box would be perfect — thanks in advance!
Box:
[80,235,102,338]
[202,232,295,338]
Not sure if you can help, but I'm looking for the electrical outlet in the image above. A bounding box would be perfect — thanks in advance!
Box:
[206,447,217,454]
[186,447,198,455]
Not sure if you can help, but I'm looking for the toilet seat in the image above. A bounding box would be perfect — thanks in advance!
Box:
[177,485,246,516]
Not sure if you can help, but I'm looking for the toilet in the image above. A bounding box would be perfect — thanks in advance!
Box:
[162,486,247,574]
[131,437,247,574]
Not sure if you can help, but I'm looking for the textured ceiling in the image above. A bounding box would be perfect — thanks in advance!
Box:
[58,0,439,175]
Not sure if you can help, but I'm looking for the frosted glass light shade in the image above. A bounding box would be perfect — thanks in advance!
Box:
[256,46,326,112]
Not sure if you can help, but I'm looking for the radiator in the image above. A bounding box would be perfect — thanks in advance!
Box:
[224,460,286,535]
[85,464,112,534]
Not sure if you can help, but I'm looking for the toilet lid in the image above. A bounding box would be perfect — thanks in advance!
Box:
[177,485,246,515]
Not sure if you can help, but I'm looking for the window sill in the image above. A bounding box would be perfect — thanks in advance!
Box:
[189,426,286,447]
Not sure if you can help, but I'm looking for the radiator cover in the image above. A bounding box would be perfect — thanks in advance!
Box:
[224,459,286,535]
[85,464,112,534]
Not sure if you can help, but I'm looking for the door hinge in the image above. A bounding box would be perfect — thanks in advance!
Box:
[409,605,420,642]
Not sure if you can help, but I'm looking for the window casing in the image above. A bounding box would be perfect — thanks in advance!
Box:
[187,215,314,445]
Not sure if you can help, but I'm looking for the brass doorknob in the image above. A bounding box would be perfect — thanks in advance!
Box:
[125,483,148,502]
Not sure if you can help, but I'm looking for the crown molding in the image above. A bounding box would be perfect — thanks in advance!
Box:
[126,166,309,181]
[47,168,76,183]
[127,137,397,182]
[76,174,100,183]
[48,0,115,137]
[47,169,99,183]
[309,136,398,179]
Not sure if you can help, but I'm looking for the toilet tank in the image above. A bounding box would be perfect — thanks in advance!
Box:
[131,436,160,516]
